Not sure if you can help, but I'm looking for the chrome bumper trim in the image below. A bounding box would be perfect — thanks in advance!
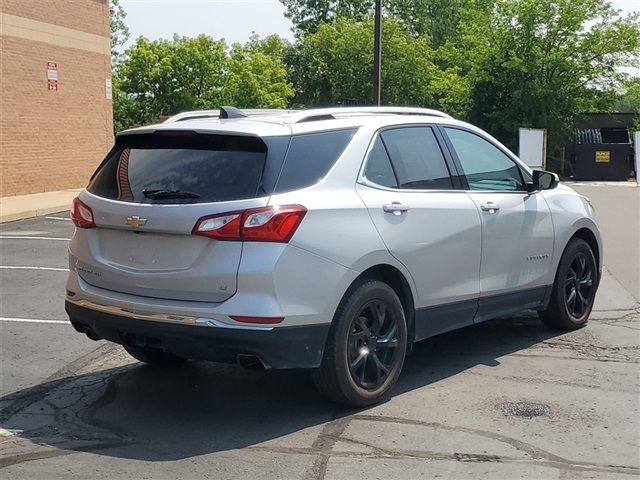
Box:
[66,298,274,331]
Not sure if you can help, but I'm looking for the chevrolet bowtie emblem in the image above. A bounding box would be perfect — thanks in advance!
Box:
[125,216,147,228]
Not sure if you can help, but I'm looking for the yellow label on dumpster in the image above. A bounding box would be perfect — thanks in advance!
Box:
[595,151,610,163]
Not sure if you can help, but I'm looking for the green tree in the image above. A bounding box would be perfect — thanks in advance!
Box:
[615,78,640,130]
[281,0,372,35]
[615,78,640,112]
[245,33,291,59]
[280,0,495,46]
[223,38,294,108]
[385,0,496,46]
[455,0,640,169]
[116,35,228,128]
[113,34,294,130]
[109,0,130,65]
[112,77,138,133]
[286,17,471,111]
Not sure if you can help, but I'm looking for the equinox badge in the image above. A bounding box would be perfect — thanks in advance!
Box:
[125,216,147,228]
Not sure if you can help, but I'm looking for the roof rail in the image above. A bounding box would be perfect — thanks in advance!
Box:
[163,108,298,123]
[162,106,451,124]
[163,110,219,123]
[290,106,452,123]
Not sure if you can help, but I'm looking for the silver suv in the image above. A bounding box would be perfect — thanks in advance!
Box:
[66,106,602,406]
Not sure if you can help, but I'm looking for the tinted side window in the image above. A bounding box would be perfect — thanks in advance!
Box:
[444,128,524,191]
[380,127,453,190]
[364,137,398,188]
[274,129,356,193]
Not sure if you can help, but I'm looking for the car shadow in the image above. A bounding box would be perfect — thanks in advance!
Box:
[1,314,566,462]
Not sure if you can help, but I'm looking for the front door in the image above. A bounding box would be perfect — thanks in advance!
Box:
[442,127,554,321]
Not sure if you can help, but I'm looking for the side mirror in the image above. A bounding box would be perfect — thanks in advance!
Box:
[527,170,559,192]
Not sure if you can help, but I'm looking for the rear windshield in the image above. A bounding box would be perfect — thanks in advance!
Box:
[88,133,268,203]
[87,129,356,203]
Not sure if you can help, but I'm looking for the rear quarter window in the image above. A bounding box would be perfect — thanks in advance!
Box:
[274,129,356,193]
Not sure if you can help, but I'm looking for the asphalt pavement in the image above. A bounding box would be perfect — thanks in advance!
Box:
[1,183,638,479]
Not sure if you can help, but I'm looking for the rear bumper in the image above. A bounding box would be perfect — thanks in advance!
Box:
[66,301,330,369]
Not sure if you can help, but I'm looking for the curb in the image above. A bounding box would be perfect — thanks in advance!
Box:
[0,189,81,224]
[0,204,73,223]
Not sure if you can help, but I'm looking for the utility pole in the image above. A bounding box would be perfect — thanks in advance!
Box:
[373,0,382,106]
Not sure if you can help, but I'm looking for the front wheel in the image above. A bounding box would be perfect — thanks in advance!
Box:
[538,238,598,330]
[312,280,407,407]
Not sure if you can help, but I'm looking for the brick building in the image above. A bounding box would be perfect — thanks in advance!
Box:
[1,0,113,197]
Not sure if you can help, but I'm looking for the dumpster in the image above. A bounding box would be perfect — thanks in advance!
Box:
[565,113,635,181]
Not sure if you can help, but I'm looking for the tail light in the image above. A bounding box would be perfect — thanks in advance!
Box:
[71,197,95,228]
[193,205,307,243]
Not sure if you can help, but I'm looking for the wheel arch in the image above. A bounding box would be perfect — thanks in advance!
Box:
[350,264,417,347]
[571,227,601,272]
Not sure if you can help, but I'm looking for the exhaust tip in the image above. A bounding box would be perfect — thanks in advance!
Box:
[237,354,265,370]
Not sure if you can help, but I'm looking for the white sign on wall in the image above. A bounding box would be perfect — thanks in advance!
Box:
[519,128,547,169]
[105,78,113,100]
[47,62,58,91]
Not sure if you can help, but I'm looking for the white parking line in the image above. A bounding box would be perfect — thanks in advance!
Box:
[0,265,69,272]
[0,317,69,325]
[0,236,70,241]
[45,216,72,221]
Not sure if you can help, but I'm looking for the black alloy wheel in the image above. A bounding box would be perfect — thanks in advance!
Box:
[312,280,407,407]
[539,237,598,330]
[564,252,594,319]
[348,300,401,390]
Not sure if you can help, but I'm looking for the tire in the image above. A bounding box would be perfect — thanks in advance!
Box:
[312,280,407,407]
[123,345,186,366]
[538,238,598,330]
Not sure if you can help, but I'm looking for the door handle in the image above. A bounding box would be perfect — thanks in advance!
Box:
[480,202,500,213]
[383,202,409,215]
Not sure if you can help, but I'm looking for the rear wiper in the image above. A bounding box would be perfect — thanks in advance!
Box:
[142,188,200,199]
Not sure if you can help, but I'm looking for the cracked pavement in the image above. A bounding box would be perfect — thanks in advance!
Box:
[1,183,639,479]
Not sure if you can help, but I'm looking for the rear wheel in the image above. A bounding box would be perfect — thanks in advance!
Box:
[539,238,597,330]
[312,280,407,407]
[123,345,186,366]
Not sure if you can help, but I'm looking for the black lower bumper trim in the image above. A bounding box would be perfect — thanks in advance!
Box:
[66,301,330,369]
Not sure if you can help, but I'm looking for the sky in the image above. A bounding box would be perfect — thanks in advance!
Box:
[121,0,295,47]
[120,0,639,48]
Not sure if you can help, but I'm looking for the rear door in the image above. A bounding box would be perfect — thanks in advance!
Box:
[73,131,281,303]
[441,127,554,320]
[356,126,482,340]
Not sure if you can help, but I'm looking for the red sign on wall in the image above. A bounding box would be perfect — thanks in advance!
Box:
[47,62,58,91]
